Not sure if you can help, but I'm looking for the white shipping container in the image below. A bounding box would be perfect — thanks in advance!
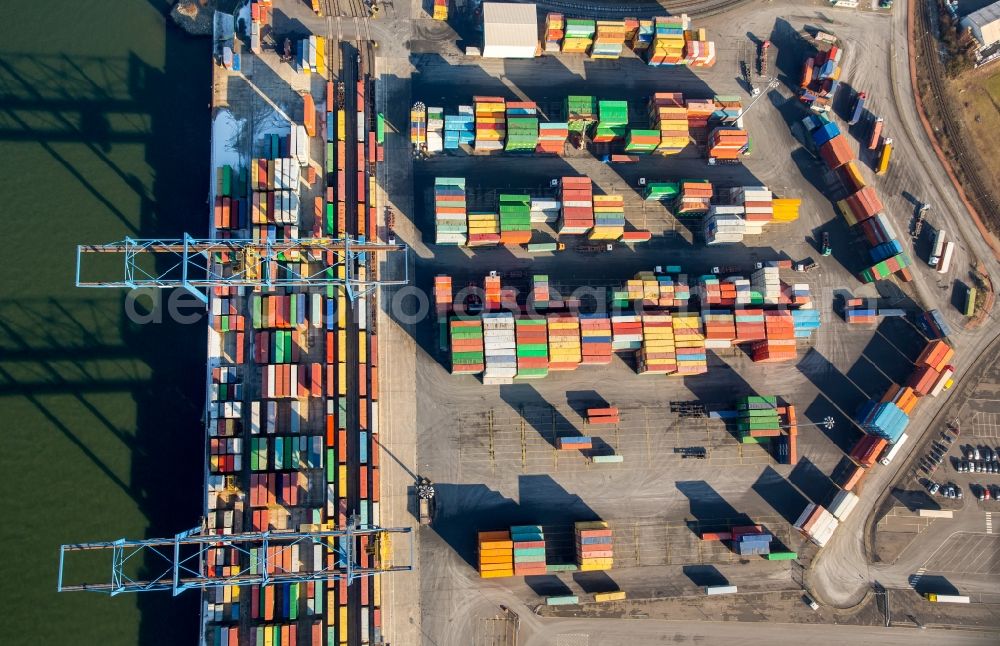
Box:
[828,489,860,521]
[705,585,738,595]
[879,433,909,465]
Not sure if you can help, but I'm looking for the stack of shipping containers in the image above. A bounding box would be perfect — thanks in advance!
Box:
[203,38,389,642]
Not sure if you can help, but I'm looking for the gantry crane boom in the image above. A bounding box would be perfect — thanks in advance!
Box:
[75,234,409,302]
[58,521,413,596]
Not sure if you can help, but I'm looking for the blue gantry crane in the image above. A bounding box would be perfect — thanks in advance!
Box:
[75,234,409,303]
[58,518,412,596]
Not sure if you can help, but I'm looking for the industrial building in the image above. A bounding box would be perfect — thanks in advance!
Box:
[482,2,539,58]
[961,1,1000,47]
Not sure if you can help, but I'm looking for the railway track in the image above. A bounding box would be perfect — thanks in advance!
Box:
[913,0,999,223]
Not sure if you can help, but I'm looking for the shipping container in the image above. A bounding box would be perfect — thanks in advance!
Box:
[879,433,908,465]
[705,585,738,595]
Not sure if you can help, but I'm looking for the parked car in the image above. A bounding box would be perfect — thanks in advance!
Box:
[967,448,976,460]
[974,447,982,461]
[956,486,963,500]
[929,482,940,495]
[985,486,992,501]
[803,594,820,611]
[961,459,970,472]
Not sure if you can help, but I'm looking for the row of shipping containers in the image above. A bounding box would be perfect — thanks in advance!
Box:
[796,339,957,548]
[412,94,747,157]
[541,13,716,67]
[204,56,387,645]
[431,177,800,246]
[441,272,821,379]
[802,113,912,283]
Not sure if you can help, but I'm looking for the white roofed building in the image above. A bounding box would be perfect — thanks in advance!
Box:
[482,2,538,58]
[962,2,1000,47]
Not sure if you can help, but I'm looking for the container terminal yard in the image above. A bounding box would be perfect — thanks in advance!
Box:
[46,0,1000,645]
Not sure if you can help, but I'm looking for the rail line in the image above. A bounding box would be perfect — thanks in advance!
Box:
[913,0,999,223]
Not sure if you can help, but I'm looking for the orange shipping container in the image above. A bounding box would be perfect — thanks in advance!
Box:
[303,94,317,137]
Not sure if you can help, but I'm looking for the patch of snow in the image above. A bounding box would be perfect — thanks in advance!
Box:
[236,1,251,35]
[254,108,293,141]
[211,108,245,176]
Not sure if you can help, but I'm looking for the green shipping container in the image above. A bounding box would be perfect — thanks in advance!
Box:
[765,551,798,560]
[221,165,232,196]
[546,563,579,572]
[327,449,336,482]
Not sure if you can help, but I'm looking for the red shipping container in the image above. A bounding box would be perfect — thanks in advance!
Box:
[372,467,380,503]
[327,364,335,397]
[360,465,368,498]
[312,362,322,397]
[370,366,379,401]
[359,365,368,397]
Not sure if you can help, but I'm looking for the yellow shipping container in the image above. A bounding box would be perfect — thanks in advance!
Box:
[575,521,609,530]
[338,465,347,498]
[479,562,515,571]
[359,332,367,363]
[316,37,326,76]
[337,111,346,141]
[339,606,348,639]
[338,363,347,395]
[480,568,515,578]
[479,540,514,549]
[594,591,627,602]
[374,573,381,607]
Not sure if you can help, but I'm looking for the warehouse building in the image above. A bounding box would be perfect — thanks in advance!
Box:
[962,2,1000,47]
[482,2,538,58]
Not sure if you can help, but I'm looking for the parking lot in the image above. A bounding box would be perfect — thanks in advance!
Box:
[924,533,1000,576]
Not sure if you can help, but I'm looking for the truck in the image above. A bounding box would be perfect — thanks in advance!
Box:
[876,137,892,175]
[879,433,909,465]
[868,117,884,150]
[928,229,946,266]
[578,242,614,254]
[526,242,565,253]
[848,91,867,126]
[937,240,955,274]
[924,593,970,603]
[416,477,435,525]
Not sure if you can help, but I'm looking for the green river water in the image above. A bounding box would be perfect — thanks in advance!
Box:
[1,1,211,642]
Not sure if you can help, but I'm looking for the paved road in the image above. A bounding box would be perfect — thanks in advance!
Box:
[804,0,1000,609]
[518,617,999,646]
